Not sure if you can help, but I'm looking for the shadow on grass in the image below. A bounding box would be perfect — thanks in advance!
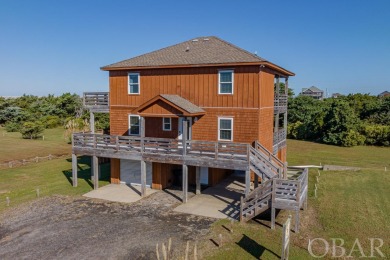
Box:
[63,156,110,189]
[236,234,280,259]
[252,208,283,228]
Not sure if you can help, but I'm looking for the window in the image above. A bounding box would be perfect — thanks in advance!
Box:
[218,117,233,141]
[162,118,171,131]
[128,73,140,94]
[128,115,140,135]
[218,70,233,94]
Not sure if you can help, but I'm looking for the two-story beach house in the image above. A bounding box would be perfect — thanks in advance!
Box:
[72,37,308,229]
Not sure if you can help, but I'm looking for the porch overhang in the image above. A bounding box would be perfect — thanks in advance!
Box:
[133,94,206,118]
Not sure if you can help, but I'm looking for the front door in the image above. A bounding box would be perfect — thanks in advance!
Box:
[177,117,192,140]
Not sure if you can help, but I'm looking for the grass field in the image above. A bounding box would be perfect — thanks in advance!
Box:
[0,138,389,258]
[0,127,71,163]
[204,140,390,259]
[0,156,110,212]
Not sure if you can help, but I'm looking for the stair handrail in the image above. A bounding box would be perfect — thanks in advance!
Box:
[249,146,279,179]
[255,141,286,178]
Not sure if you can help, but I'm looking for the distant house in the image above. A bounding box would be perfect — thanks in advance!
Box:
[300,86,324,100]
[331,93,343,98]
[378,91,390,98]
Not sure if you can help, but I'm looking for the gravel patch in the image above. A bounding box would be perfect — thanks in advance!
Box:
[0,190,215,259]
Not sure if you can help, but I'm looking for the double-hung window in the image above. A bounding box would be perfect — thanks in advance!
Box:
[128,115,140,135]
[218,70,234,94]
[218,117,233,141]
[128,72,140,94]
[162,118,171,131]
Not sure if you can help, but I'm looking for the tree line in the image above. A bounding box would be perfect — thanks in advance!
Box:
[0,94,109,139]
[287,94,390,146]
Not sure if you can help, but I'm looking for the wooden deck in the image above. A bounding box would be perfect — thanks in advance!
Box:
[274,94,287,114]
[83,92,109,113]
[73,133,250,171]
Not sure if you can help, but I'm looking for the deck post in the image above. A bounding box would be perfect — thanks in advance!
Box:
[90,111,95,134]
[271,207,275,229]
[93,156,99,190]
[182,119,188,155]
[254,174,259,189]
[245,170,250,197]
[140,160,146,197]
[195,166,201,195]
[182,164,188,203]
[140,117,145,152]
[72,154,78,187]
[295,208,300,233]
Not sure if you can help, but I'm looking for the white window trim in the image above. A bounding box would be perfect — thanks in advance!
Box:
[162,117,172,131]
[218,117,233,141]
[128,114,140,136]
[128,72,140,94]
[218,69,234,95]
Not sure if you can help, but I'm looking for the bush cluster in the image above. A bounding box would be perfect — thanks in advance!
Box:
[287,94,390,147]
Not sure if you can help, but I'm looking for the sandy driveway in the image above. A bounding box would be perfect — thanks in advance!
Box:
[0,191,214,259]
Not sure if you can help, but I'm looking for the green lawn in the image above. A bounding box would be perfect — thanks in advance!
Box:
[0,156,110,212]
[204,140,390,259]
[0,127,71,163]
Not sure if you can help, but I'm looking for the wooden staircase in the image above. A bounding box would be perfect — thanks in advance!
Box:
[241,142,307,225]
[240,178,273,222]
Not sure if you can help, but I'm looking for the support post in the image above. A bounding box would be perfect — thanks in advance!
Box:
[72,154,78,187]
[90,111,95,134]
[140,116,145,152]
[245,170,250,197]
[141,160,146,197]
[254,174,259,189]
[295,209,300,233]
[182,119,188,155]
[195,166,201,195]
[271,207,275,229]
[93,156,99,190]
[182,164,188,203]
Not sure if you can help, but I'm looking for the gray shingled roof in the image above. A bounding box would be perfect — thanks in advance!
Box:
[160,94,205,114]
[102,36,266,69]
[306,86,323,93]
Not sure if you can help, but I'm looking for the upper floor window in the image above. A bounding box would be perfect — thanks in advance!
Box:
[162,118,172,131]
[218,70,234,94]
[128,115,140,135]
[218,117,233,141]
[128,73,140,94]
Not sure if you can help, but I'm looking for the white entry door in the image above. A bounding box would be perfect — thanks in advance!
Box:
[120,159,153,187]
[178,117,192,140]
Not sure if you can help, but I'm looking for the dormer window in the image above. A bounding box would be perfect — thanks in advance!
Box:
[128,73,140,94]
[218,70,234,94]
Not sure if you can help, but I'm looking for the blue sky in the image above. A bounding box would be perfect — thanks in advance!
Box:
[0,0,389,96]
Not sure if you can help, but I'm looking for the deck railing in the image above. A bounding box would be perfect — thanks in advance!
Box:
[73,133,248,165]
[273,128,286,145]
[274,94,287,113]
[83,92,109,108]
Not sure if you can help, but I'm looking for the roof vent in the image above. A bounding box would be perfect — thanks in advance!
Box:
[186,46,190,52]
[203,38,209,41]
[192,39,199,42]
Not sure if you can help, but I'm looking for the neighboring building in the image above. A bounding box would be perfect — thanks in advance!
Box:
[378,91,390,98]
[331,93,343,98]
[300,86,324,100]
[71,37,307,227]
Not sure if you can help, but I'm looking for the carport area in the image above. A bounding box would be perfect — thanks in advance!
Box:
[174,173,246,219]
[83,183,157,203]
